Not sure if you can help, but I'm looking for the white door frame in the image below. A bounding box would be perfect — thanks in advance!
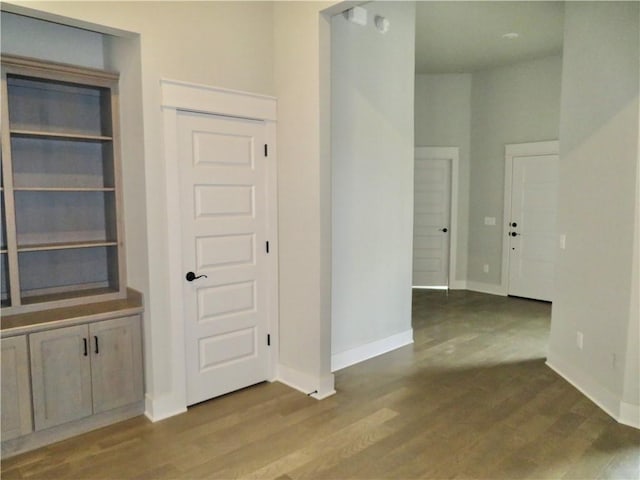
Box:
[501,140,559,295]
[160,79,278,415]
[414,147,460,289]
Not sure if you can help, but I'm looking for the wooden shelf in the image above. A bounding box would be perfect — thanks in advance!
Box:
[1,289,142,335]
[2,54,126,315]
[20,286,120,306]
[10,130,112,142]
[17,241,117,253]
[14,187,115,192]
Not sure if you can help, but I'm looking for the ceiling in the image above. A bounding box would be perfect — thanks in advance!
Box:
[415,1,565,74]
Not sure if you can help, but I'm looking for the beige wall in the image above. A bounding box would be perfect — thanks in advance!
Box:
[414,73,471,283]
[549,1,639,423]
[273,1,335,393]
[331,2,416,359]
[4,0,280,418]
[468,55,562,286]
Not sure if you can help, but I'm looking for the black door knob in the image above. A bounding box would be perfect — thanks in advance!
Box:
[440,228,448,233]
[510,222,518,227]
[186,271,208,282]
[510,232,519,237]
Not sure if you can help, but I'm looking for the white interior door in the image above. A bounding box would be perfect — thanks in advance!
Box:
[178,110,269,406]
[508,153,558,301]
[413,156,451,287]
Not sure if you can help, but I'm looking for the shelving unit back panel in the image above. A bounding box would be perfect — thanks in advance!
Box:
[14,191,116,246]
[1,254,10,307]
[11,137,114,189]
[1,195,6,250]
[7,76,112,137]
[19,246,117,299]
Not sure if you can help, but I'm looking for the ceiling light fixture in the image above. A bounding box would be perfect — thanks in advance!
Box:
[502,32,520,40]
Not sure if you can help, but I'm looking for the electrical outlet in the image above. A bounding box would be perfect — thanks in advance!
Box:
[484,217,496,226]
[483,264,489,273]
[560,234,566,249]
[576,331,584,350]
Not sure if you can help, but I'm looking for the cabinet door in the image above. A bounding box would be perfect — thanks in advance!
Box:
[1,335,33,440]
[30,325,92,430]
[90,316,143,414]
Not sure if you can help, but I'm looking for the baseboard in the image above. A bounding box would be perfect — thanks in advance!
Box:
[331,329,414,372]
[466,281,507,296]
[546,354,639,429]
[276,364,336,400]
[449,280,467,290]
[144,393,187,422]
[619,401,640,429]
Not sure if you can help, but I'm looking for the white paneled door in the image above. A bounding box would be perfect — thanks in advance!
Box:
[507,153,558,302]
[178,111,269,406]
[413,156,452,287]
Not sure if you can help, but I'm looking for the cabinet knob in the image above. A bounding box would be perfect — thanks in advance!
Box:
[439,228,448,233]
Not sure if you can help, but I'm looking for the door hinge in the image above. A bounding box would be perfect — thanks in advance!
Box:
[264,144,268,157]
[267,334,271,346]
[266,241,270,254]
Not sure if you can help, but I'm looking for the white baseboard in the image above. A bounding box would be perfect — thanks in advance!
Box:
[466,281,507,296]
[331,329,414,372]
[449,280,467,290]
[276,364,336,400]
[619,401,640,429]
[144,393,187,422]
[546,354,639,429]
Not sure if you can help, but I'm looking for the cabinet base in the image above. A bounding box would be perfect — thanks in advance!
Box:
[1,401,144,459]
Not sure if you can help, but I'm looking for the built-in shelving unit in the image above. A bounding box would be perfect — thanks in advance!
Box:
[1,55,126,314]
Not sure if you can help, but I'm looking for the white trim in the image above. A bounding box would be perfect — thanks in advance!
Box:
[160,78,276,121]
[547,354,639,429]
[159,79,278,420]
[466,281,507,296]
[144,393,187,423]
[331,329,414,372]
[449,280,467,290]
[414,146,460,289]
[276,364,336,400]
[619,402,640,429]
[501,141,559,296]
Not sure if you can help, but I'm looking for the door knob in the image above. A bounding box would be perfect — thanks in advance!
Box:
[510,222,518,227]
[510,232,520,237]
[186,271,208,282]
[439,228,448,233]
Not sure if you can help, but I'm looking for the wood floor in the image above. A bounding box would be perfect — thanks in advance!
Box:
[3,290,639,479]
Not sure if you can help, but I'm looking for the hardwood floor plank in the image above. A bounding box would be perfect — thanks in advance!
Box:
[2,290,638,480]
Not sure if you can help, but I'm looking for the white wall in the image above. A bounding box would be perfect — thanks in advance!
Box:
[272,0,336,397]
[331,2,416,368]
[414,74,471,284]
[548,1,639,426]
[468,55,562,286]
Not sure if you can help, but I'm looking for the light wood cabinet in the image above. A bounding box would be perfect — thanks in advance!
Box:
[89,316,144,414]
[1,55,126,314]
[30,324,93,430]
[29,315,143,431]
[1,335,33,440]
[0,55,143,460]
